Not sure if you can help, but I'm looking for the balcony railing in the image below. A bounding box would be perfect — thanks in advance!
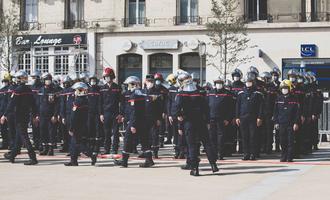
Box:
[121,17,149,27]
[300,12,330,22]
[63,20,87,29]
[19,21,41,31]
[173,16,202,25]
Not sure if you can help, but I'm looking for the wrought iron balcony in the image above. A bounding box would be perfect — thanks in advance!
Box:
[173,16,202,25]
[121,17,149,27]
[63,20,88,29]
[19,21,41,31]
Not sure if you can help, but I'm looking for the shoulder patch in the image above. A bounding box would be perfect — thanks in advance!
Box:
[130,101,135,106]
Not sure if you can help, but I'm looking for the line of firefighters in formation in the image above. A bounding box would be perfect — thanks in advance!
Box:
[0,65,323,176]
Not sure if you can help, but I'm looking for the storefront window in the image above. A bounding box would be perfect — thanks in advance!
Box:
[35,47,49,73]
[180,52,205,82]
[128,0,145,25]
[118,54,142,84]
[179,0,198,23]
[18,50,31,74]
[75,47,88,74]
[149,53,173,78]
[55,47,69,75]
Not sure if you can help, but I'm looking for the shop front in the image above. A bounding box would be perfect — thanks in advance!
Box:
[12,33,89,76]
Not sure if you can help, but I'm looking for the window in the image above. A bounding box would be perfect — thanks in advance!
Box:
[35,47,49,73]
[128,0,145,25]
[178,0,198,24]
[20,0,38,30]
[245,0,267,22]
[18,51,32,74]
[65,0,85,28]
[55,47,69,75]
[179,52,205,82]
[118,54,142,84]
[75,47,88,74]
[149,53,173,78]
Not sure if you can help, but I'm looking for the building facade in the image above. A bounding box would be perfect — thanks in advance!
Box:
[2,0,330,87]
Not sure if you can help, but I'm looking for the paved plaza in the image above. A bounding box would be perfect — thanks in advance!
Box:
[0,142,330,200]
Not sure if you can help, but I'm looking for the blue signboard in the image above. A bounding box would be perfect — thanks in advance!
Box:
[301,44,317,57]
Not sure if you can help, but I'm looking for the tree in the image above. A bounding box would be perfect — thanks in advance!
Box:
[206,0,255,79]
[0,5,20,72]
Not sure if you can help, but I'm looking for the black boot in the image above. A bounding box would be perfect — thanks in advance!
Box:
[47,146,54,156]
[190,165,199,176]
[91,153,97,166]
[174,151,180,159]
[250,154,256,161]
[211,163,219,173]
[242,154,250,161]
[114,153,129,168]
[181,163,191,170]
[39,145,48,155]
[139,152,154,168]
[64,161,78,166]
[24,159,38,165]
[4,152,15,163]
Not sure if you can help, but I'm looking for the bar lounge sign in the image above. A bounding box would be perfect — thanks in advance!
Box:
[13,33,87,47]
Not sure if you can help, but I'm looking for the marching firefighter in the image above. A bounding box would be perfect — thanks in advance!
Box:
[38,73,59,156]
[207,76,232,160]
[114,76,155,168]
[1,70,39,165]
[0,72,11,150]
[30,70,43,151]
[87,75,101,156]
[175,71,218,176]
[273,80,300,162]
[60,75,75,153]
[166,73,185,159]
[99,67,123,154]
[64,82,97,166]
[236,72,263,161]
[142,74,163,158]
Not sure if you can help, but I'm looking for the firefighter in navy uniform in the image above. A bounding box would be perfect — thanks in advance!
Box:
[60,75,75,153]
[175,71,218,176]
[30,70,43,151]
[114,76,155,168]
[99,67,123,154]
[236,72,263,161]
[270,67,281,152]
[260,72,278,154]
[0,73,11,150]
[166,74,185,159]
[38,73,59,156]
[223,79,236,156]
[154,73,169,146]
[273,80,300,162]
[143,74,163,158]
[64,82,97,166]
[87,75,101,157]
[207,77,232,160]
[1,70,39,165]
[288,69,305,158]
[231,68,245,153]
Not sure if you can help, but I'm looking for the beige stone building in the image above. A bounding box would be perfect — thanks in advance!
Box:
[2,0,330,87]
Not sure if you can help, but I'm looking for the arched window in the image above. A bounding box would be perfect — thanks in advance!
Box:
[118,53,142,84]
[149,53,173,78]
[179,52,205,82]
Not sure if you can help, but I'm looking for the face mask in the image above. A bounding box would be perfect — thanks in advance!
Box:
[90,81,97,86]
[45,80,52,86]
[233,77,240,81]
[3,82,9,87]
[146,82,154,89]
[128,84,136,92]
[289,77,296,82]
[246,82,253,88]
[193,81,197,86]
[297,79,304,83]
[215,83,223,90]
[282,88,289,95]
[105,76,112,83]
[272,76,279,81]
[155,80,161,85]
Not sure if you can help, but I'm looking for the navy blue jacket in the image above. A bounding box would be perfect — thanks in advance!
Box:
[99,83,122,117]
[60,87,75,119]
[0,85,10,116]
[38,84,59,117]
[142,87,163,121]
[87,85,100,115]
[70,96,89,138]
[166,85,178,117]
[236,87,263,120]
[4,83,38,123]
[273,94,300,125]
[207,88,233,121]
[127,89,146,128]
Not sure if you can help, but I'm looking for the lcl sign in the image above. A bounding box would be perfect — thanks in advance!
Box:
[301,44,317,57]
